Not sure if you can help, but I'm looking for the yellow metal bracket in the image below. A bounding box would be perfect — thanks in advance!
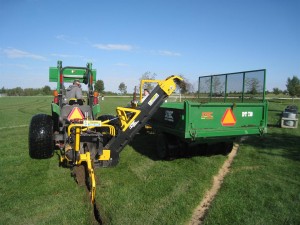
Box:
[98,149,111,160]
[139,76,183,101]
[158,75,183,96]
[116,107,141,131]
[77,152,96,204]
[139,79,162,102]
[67,121,116,137]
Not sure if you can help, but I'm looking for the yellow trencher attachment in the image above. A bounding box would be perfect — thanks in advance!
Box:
[77,152,96,204]
[158,75,183,96]
[116,107,141,131]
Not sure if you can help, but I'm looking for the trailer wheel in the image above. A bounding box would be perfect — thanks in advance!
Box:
[29,114,54,159]
[156,133,169,159]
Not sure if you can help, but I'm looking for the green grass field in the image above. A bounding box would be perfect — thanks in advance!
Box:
[203,99,300,225]
[0,97,299,224]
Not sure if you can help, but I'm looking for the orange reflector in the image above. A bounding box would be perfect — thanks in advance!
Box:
[53,90,58,96]
[93,91,99,97]
[67,107,84,121]
[221,108,236,126]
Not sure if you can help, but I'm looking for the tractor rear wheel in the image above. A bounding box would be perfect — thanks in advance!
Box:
[29,114,54,159]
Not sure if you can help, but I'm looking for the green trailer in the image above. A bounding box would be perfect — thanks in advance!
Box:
[149,69,268,158]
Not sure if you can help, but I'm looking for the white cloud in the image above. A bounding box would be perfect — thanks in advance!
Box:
[158,50,181,57]
[55,35,78,44]
[3,48,47,61]
[93,44,133,51]
[51,53,83,58]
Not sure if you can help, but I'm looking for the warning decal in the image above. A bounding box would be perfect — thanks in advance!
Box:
[221,108,236,126]
[67,107,84,121]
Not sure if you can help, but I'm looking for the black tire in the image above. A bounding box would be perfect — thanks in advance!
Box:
[156,133,169,159]
[29,114,54,159]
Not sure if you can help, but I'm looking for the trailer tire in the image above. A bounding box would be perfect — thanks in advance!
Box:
[29,114,54,159]
[156,133,169,159]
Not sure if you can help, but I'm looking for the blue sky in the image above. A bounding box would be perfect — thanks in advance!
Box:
[0,0,299,93]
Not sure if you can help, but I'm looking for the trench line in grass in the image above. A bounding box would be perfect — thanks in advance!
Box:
[189,142,240,225]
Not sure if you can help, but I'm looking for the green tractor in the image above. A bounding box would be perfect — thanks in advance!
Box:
[29,61,100,159]
[28,60,183,203]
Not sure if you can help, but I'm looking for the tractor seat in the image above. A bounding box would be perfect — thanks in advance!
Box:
[68,98,84,105]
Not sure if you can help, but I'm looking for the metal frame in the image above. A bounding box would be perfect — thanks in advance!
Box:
[198,69,266,103]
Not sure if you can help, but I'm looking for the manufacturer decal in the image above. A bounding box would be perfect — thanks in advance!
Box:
[201,112,213,120]
[148,93,159,106]
[164,110,174,122]
[83,120,102,127]
[129,120,139,129]
[242,111,253,117]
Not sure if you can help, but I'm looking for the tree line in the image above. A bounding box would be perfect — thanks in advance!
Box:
[1,74,299,97]
[0,85,52,96]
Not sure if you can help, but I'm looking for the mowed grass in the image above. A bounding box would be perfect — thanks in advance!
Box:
[0,96,227,224]
[0,97,93,225]
[96,136,226,225]
[204,99,300,225]
[1,96,299,224]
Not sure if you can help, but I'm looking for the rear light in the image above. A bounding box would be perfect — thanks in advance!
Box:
[93,91,99,105]
[90,74,93,85]
[60,73,63,83]
[53,90,59,104]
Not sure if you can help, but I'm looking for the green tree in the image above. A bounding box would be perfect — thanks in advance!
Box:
[245,78,260,95]
[272,87,282,95]
[118,82,127,94]
[94,80,105,93]
[286,76,300,97]
[42,85,52,95]
[0,86,5,94]
[24,88,35,96]
[14,87,24,96]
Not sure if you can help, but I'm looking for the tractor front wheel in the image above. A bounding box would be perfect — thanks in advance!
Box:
[29,114,54,159]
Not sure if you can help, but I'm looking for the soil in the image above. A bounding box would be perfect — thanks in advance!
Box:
[73,165,103,224]
[73,165,86,186]
[188,142,239,225]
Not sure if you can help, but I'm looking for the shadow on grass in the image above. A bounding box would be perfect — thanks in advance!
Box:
[130,129,300,163]
[242,133,300,162]
[129,132,232,161]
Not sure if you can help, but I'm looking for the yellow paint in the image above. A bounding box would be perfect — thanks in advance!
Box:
[159,75,183,96]
[99,150,111,160]
[77,152,96,204]
[116,107,141,131]
[139,76,183,102]
[75,127,80,151]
